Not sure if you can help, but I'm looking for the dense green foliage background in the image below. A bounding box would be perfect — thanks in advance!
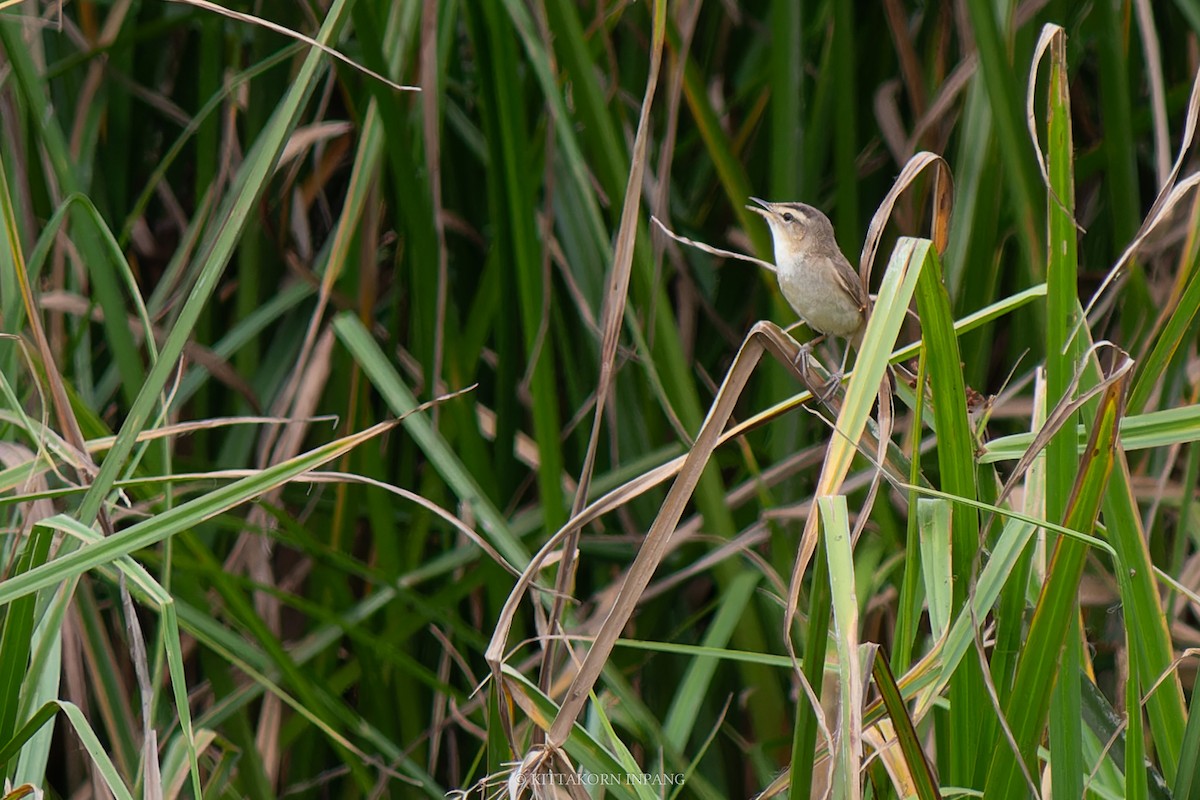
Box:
[2,0,1200,798]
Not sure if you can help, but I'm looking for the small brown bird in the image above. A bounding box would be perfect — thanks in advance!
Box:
[746,197,868,383]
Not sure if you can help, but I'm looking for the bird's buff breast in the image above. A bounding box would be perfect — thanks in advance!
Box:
[778,261,863,337]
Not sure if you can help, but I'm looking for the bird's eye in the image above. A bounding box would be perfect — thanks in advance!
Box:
[782,212,794,223]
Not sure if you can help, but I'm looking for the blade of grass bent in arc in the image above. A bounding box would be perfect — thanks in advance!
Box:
[789,150,953,789]
[76,0,358,526]
[0,28,145,411]
[857,152,954,287]
[171,0,416,92]
[0,170,104,493]
[0,702,134,800]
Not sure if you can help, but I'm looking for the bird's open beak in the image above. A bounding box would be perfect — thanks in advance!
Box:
[745,196,772,218]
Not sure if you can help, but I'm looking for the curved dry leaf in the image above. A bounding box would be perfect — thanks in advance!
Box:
[170,0,418,93]
[857,151,954,292]
[651,215,777,274]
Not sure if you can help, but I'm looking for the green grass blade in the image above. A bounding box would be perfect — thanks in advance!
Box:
[913,234,982,785]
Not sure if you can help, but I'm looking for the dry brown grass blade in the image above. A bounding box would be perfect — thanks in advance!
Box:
[279,121,354,170]
[532,365,916,560]
[1027,25,1085,239]
[263,77,395,459]
[540,0,669,698]
[651,0,701,264]
[875,81,908,166]
[1132,0,1171,184]
[483,155,954,774]
[882,0,928,121]
[544,321,802,747]
[1026,25,1066,195]
[69,0,133,160]
[574,0,666,516]
[905,58,975,155]
[0,414,339,470]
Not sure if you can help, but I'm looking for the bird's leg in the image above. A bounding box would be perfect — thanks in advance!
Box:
[814,352,846,405]
[828,342,853,392]
[792,334,844,405]
[807,341,857,406]
[818,329,865,405]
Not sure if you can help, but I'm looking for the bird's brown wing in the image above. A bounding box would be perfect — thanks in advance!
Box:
[830,251,869,313]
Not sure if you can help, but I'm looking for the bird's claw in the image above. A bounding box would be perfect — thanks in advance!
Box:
[815,371,843,404]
